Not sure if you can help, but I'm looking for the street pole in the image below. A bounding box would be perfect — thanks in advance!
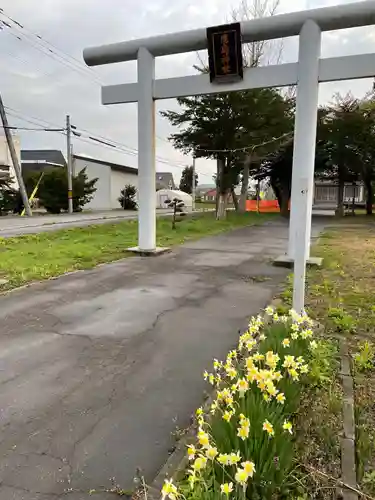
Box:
[192,155,196,211]
[66,115,73,214]
[0,94,32,216]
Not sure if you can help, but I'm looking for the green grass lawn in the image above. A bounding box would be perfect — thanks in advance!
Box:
[0,212,273,291]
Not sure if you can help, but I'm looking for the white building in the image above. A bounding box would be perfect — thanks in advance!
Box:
[73,154,138,210]
[156,189,193,211]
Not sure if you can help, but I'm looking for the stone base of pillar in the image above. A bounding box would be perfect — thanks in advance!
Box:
[128,246,170,256]
[273,255,323,269]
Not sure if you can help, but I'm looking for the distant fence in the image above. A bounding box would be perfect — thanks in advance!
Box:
[246,200,282,212]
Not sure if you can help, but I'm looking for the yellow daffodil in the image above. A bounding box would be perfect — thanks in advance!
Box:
[242,461,255,477]
[246,357,255,369]
[206,446,218,460]
[162,479,178,500]
[239,415,250,427]
[228,451,241,465]
[196,407,203,417]
[300,364,309,374]
[309,340,318,350]
[259,333,266,341]
[237,378,249,396]
[291,322,299,333]
[283,420,293,435]
[193,455,207,471]
[213,358,222,371]
[211,401,218,414]
[223,410,234,423]
[253,353,264,362]
[276,392,285,404]
[263,419,275,437]
[272,371,283,382]
[220,482,233,496]
[288,368,299,381]
[217,453,231,466]
[217,388,231,401]
[197,430,210,448]
[203,370,209,380]
[258,380,267,392]
[235,467,249,487]
[273,313,279,322]
[263,393,271,402]
[245,339,257,351]
[247,366,259,382]
[237,425,249,440]
[291,331,299,340]
[282,338,290,348]
[187,444,196,460]
[265,351,280,370]
[300,329,312,339]
[265,306,274,315]
[266,381,278,397]
[226,366,237,380]
[283,355,296,368]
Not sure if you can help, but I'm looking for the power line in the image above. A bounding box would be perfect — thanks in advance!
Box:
[3,125,65,131]
[4,106,214,178]
[0,12,103,85]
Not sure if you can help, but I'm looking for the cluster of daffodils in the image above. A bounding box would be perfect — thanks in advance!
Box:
[161,308,315,500]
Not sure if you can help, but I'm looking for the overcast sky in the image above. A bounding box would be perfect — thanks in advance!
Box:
[1,0,375,185]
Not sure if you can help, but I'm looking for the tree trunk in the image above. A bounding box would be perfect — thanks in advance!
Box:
[336,174,345,217]
[217,193,228,219]
[365,179,373,215]
[271,179,289,218]
[231,187,239,211]
[279,187,290,218]
[239,156,250,213]
[215,158,220,217]
[216,157,227,220]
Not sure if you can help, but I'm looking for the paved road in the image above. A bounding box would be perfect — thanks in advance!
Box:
[0,210,176,238]
[0,219,325,500]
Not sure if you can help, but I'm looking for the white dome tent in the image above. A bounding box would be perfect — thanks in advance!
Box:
[156,189,193,212]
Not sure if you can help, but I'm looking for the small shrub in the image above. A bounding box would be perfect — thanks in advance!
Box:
[354,341,375,372]
[118,184,137,210]
[327,307,356,333]
[25,168,97,214]
[363,470,375,494]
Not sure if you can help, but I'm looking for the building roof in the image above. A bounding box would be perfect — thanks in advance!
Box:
[21,149,66,167]
[156,172,175,190]
[73,154,138,175]
[204,188,217,196]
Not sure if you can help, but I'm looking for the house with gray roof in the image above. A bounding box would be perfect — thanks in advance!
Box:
[21,150,67,175]
[156,172,175,190]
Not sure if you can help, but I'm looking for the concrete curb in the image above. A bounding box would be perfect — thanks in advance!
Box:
[339,339,358,500]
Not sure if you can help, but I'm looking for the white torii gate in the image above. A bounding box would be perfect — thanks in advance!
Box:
[83,1,375,313]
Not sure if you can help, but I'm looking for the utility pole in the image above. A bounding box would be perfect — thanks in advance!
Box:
[192,155,196,211]
[66,115,73,214]
[0,94,32,216]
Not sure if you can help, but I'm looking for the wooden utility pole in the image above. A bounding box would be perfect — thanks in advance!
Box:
[0,94,32,216]
[66,115,73,214]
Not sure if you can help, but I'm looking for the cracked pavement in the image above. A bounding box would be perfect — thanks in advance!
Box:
[0,219,326,499]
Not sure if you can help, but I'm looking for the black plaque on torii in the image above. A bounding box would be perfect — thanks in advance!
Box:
[207,22,244,84]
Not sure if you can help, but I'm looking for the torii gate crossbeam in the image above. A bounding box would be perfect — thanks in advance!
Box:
[83,1,375,313]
